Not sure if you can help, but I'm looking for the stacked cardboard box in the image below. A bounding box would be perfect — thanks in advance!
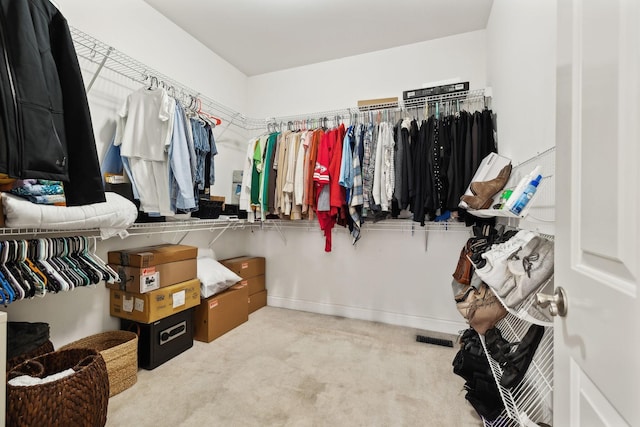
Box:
[192,255,266,343]
[193,283,249,343]
[107,244,200,369]
[220,256,266,314]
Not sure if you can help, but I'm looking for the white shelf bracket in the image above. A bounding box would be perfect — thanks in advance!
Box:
[207,223,231,248]
[424,228,429,252]
[215,112,242,140]
[86,46,112,93]
[269,220,287,245]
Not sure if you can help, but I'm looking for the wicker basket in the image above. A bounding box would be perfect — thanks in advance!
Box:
[7,348,109,427]
[7,339,55,372]
[60,330,138,397]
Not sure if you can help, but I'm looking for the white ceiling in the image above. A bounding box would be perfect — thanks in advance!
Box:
[143,0,494,76]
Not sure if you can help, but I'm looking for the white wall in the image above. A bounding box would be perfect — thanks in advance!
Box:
[62,0,250,202]
[248,30,487,117]
[2,0,250,347]
[486,0,557,164]
[245,31,488,334]
[486,0,557,236]
[248,227,471,334]
[3,3,560,345]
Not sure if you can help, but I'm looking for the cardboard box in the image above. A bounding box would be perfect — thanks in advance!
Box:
[193,284,248,343]
[210,195,225,210]
[220,256,265,279]
[248,289,267,314]
[106,259,197,294]
[357,97,399,108]
[110,278,200,323]
[239,275,265,296]
[108,244,197,268]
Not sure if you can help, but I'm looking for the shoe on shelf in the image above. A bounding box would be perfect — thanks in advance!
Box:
[500,324,545,389]
[503,237,555,308]
[470,163,512,197]
[484,327,510,364]
[474,230,537,291]
[460,193,495,210]
[461,164,512,210]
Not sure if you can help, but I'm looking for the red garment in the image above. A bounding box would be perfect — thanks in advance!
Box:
[304,130,321,212]
[329,124,346,215]
[316,211,336,252]
[313,128,343,251]
[313,131,330,191]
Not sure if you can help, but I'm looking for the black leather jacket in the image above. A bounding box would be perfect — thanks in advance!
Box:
[0,0,104,206]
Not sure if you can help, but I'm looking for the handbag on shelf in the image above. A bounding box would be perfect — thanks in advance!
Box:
[452,235,494,286]
[452,243,474,286]
[454,276,507,335]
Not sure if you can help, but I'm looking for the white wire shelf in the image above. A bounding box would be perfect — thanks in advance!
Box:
[254,218,469,233]
[71,27,493,134]
[481,315,554,427]
[463,147,556,239]
[71,27,246,129]
[492,276,554,328]
[0,218,470,239]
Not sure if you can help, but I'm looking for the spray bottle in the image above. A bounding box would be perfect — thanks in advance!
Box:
[504,165,541,211]
[509,174,542,215]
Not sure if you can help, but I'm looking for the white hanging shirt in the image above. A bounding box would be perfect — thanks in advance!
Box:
[116,87,173,161]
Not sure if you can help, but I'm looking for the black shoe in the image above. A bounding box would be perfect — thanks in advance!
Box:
[465,373,504,421]
[484,327,510,364]
[500,325,545,388]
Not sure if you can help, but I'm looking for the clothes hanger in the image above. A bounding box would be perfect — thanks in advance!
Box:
[44,238,73,291]
[58,237,91,287]
[147,75,159,90]
[0,243,14,304]
[76,236,112,285]
[6,240,35,298]
[195,98,222,126]
[0,241,24,301]
[21,240,48,295]
[49,237,81,290]
[33,238,67,293]
[15,240,45,297]
[84,236,119,284]
[68,237,101,285]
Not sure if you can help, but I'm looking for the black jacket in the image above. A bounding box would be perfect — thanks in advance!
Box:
[0,0,104,206]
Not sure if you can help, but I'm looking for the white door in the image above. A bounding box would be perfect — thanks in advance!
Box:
[554,0,639,426]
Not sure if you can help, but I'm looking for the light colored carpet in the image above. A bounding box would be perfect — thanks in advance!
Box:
[106,307,482,426]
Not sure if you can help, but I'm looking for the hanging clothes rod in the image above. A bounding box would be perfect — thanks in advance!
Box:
[70,26,245,129]
[256,89,491,130]
[403,88,487,107]
[70,27,491,134]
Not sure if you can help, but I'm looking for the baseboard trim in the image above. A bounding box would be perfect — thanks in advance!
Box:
[267,295,468,336]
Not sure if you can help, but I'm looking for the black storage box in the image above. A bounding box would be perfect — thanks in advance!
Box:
[220,203,247,219]
[120,308,194,370]
[403,81,470,100]
[105,182,165,223]
[192,198,223,219]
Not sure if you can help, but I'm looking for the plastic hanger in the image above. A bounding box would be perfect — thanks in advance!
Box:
[0,241,23,301]
[6,240,35,298]
[58,237,91,287]
[195,98,222,126]
[76,236,113,285]
[0,243,14,304]
[33,238,67,293]
[68,237,101,285]
[48,238,81,290]
[83,236,119,284]
[22,240,48,295]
